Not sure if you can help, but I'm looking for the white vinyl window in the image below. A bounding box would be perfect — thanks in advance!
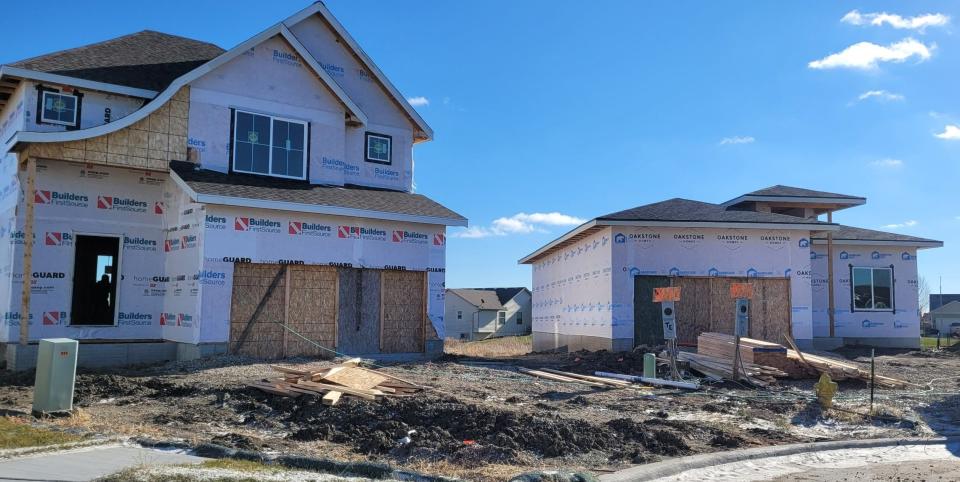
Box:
[233,110,307,180]
[497,311,506,325]
[457,310,462,320]
[365,132,392,164]
[517,311,523,325]
[851,267,894,311]
[40,91,78,126]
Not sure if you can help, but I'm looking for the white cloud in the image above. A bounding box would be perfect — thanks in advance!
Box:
[882,220,918,229]
[406,96,429,107]
[857,90,905,102]
[870,158,904,168]
[808,38,934,70]
[719,136,755,146]
[841,10,950,32]
[451,212,586,239]
[935,125,960,140]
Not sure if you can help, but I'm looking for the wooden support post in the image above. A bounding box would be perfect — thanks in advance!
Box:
[282,265,291,358]
[421,271,428,353]
[827,211,836,338]
[378,272,385,351]
[19,158,37,346]
[332,268,339,349]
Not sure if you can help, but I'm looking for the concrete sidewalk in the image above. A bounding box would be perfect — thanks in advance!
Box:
[0,444,206,482]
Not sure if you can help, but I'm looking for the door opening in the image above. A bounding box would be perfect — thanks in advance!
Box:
[71,235,120,326]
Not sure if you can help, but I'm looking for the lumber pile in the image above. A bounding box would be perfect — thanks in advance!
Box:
[248,358,423,405]
[784,349,907,388]
[675,351,786,387]
[697,332,813,377]
[517,367,632,388]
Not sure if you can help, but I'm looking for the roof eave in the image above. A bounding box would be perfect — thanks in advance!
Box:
[721,194,867,208]
[0,65,159,99]
[811,238,943,249]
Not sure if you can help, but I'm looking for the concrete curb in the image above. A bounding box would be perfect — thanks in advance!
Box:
[599,436,960,481]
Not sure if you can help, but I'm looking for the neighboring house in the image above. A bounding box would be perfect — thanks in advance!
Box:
[0,3,467,369]
[445,288,531,340]
[930,294,960,312]
[520,186,942,352]
[930,301,960,336]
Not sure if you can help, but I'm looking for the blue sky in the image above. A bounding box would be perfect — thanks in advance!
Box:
[3,1,959,294]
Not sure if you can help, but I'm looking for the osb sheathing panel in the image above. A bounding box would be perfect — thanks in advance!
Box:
[23,87,190,172]
[230,263,286,358]
[337,268,381,354]
[667,276,791,345]
[287,265,337,358]
[381,270,425,353]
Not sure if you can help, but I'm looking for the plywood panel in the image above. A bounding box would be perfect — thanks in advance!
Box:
[229,264,286,358]
[287,265,338,358]
[671,277,712,345]
[381,270,425,353]
[337,268,382,354]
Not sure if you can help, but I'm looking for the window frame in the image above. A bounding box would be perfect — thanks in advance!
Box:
[516,311,523,325]
[497,310,506,325]
[39,90,79,127]
[364,132,392,165]
[457,310,462,320]
[849,265,895,312]
[231,109,309,181]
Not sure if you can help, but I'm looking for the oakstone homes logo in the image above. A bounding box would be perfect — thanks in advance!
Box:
[205,214,227,230]
[235,216,281,233]
[708,267,736,277]
[289,221,332,237]
[97,195,148,213]
[392,230,428,244]
[673,233,704,249]
[717,233,748,250]
[34,190,88,208]
[839,251,861,260]
[338,226,386,241]
[42,311,66,325]
[124,235,158,252]
[625,231,660,249]
[893,320,911,330]
[759,234,793,250]
[272,49,302,67]
[44,232,73,247]
[745,267,775,278]
[118,312,152,326]
[810,250,826,260]
[861,319,884,329]
[871,251,892,260]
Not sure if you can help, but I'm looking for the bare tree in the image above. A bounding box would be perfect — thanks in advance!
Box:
[919,275,931,314]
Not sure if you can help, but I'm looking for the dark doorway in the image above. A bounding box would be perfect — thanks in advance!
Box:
[71,235,120,325]
[634,275,670,347]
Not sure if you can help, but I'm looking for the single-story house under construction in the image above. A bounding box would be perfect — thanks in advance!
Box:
[0,3,466,369]
[520,186,942,352]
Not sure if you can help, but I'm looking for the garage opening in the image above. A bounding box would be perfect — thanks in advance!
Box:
[634,276,791,346]
[70,235,120,326]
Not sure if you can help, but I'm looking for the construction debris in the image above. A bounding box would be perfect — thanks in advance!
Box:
[248,358,423,405]
[698,332,811,377]
[785,348,909,388]
[675,351,785,387]
[594,371,700,389]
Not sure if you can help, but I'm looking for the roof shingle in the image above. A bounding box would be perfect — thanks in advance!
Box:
[812,224,941,245]
[742,185,864,200]
[597,198,830,225]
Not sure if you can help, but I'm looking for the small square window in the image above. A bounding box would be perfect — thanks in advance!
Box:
[365,132,392,164]
[40,91,78,126]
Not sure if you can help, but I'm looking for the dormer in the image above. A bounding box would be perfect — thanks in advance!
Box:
[722,185,866,219]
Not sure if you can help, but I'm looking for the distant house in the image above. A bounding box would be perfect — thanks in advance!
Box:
[445,288,531,340]
[930,294,960,312]
[930,301,960,336]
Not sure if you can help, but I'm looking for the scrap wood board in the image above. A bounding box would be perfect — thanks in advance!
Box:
[250,359,423,405]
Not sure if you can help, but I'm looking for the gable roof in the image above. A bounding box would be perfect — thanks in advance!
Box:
[450,288,527,308]
[812,225,942,248]
[599,198,832,225]
[447,289,504,310]
[7,30,224,91]
[743,185,863,199]
[931,300,960,316]
[722,185,866,210]
[931,294,960,311]
[169,161,466,226]
[10,21,369,149]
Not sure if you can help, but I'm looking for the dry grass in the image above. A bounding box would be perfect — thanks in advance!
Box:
[0,416,84,449]
[444,335,532,358]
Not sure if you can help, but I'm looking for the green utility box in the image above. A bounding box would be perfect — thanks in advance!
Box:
[32,338,78,415]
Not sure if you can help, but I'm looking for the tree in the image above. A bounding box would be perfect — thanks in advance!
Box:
[919,276,931,314]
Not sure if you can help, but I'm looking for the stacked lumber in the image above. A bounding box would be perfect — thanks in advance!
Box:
[248,358,423,405]
[784,349,907,388]
[698,333,814,377]
[675,351,786,387]
[517,367,632,388]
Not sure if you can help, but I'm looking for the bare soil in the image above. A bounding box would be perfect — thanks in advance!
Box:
[1,347,958,481]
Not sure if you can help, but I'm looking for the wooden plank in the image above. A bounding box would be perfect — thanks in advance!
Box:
[322,390,343,406]
[517,367,606,387]
[19,158,36,345]
[321,366,388,390]
[358,367,422,389]
[296,380,381,400]
[538,368,631,387]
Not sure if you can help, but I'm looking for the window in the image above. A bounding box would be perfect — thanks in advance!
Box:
[517,311,523,325]
[365,132,392,164]
[851,267,894,311]
[457,310,462,320]
[233,110,307,180]
[40,91,78,126]
[497,311,506,325]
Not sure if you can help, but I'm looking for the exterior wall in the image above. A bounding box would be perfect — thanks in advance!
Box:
[0,84,28,150]
[290,15,415,191]
[21,81,144,133]
[531,228,614,351]
[0,160,169,342]
[611,227,814,343]
[932,315,960,335]
[20,88,189,172]
[496,291,532,337]
[443,293,477,339]
[811,244,921,342]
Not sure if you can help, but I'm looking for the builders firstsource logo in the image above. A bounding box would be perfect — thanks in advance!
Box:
[205,215,227,230]
[392,230,428,244]
[124,235,158,252]
[235,217,281,233]
[44,232,73,247]
[433,233,446,246]
[42,311,65,325]
[118,312,152,326]
[35,190,88,208]
[164,238,181,252]
[97,195,148,213]
[177,313,194,327]
[289,221,332,237]
[338,226,386,241]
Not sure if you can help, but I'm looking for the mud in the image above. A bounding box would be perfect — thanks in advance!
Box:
[559,349,662,376]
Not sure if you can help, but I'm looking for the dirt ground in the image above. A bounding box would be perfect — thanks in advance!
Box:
[0,345,958,481]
